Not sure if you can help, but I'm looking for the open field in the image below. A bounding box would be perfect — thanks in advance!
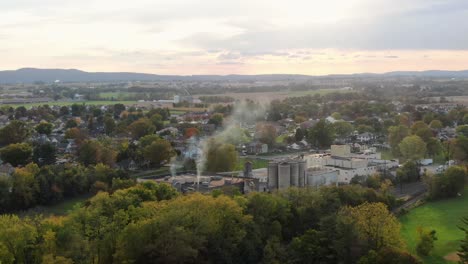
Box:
[399,187,468,263]
[99,91,137,99]
[196,88,353,103]
[0,100,136,108]
[426,96,468,105]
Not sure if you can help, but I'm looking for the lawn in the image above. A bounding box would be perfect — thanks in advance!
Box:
[275,134,288,143]
[381,149,395,160]
[399,187,468,263]
[237,157,269,170]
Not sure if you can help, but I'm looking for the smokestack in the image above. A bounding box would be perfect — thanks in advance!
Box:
[243,161,253,178]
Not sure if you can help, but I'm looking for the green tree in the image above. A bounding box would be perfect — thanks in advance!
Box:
[398,135,426,161]
[0,143,33,167]
[396,161,420,183]
[32,142,57,165]
[294,128,305,141]
[128,118,156,139]
[429,120,443,130]
[358,248,422,264]
[35,121,53,135]
[289,229,334,264]
[78,140,116,167]
[426,137,442,158]
[388,125,410,156]
[0,176,11,212]
[115,193,248,263]
[307,119,336,149]
[142,139,175,167]
[333,121,354,139]
[113,103,126,118]
[416,227,437,256]
[204,139,238,173]
[0,120,30,145]
[456,125,468,137]
[458,217,468,263]
[65,118,78,128]
[104,115,116,135]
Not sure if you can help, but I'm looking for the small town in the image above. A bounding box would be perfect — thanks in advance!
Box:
[0,0,467,263]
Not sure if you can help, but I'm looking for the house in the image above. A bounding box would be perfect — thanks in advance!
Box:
[356,132,375,143]
[246,142,268,154]
[0,163,15,177]
[300,120,318,130]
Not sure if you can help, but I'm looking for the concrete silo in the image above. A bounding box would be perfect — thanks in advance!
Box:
[290,162,299,187]
[298,160,307,187]
[278,162,291,189]
[267,162,279,190]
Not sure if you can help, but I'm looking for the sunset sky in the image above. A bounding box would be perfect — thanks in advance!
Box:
[1,0,468,75]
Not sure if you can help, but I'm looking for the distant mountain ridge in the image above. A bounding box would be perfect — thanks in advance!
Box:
[0,68,468,83]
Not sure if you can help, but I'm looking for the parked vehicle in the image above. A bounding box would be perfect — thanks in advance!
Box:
[419,159,433,166]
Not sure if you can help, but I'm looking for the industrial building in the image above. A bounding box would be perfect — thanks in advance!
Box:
[304,145,399,184]
[267,159,307,191]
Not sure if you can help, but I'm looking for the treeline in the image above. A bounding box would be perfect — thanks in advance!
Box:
[199,95,235,103]
[0,163,133,213]
[0,183,425,264]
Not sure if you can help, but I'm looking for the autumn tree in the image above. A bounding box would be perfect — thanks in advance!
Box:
[185,127,200,139]
[256,123,277,147]
[0,215,38,264]
[339,202,404,251]
[78,140,117,167]
[10,163,40,209]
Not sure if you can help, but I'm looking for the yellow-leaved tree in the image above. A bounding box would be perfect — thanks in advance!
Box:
[339,202,404,251]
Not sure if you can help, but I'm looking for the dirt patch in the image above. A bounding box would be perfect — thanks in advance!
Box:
[444,252,460,262]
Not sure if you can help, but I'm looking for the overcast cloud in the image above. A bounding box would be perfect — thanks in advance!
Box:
[0,0,467,74]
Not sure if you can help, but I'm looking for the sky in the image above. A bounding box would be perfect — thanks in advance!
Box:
[1,0,468,75]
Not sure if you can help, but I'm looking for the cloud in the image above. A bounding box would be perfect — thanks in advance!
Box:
[1,0,468,74]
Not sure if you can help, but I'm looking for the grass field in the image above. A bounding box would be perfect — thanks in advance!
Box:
[399,187,468,263]
[237,157,269,170]
[195,88,353,103]
[99,92,136,99]
[2,100,136,108]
